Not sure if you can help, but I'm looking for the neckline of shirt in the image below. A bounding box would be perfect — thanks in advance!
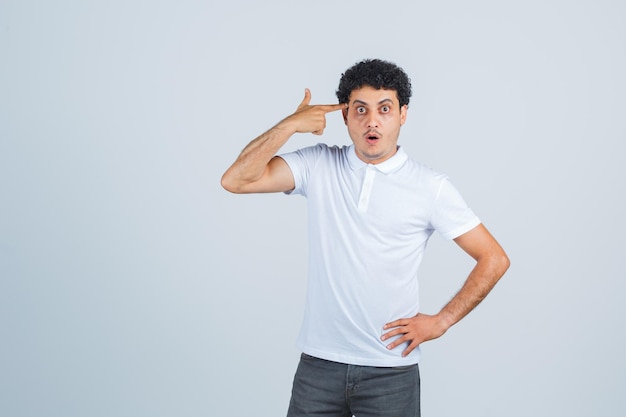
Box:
[347,145,408,174]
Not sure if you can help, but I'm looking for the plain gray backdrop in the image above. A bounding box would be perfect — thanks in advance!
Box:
[1,0,625,416]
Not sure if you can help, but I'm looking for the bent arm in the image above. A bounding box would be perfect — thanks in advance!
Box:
[382,223,510,356]
[437,223,511,330]
[221,89,345,194]
[221,124,297,194]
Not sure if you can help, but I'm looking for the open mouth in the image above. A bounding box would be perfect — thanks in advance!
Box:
[365,130,381,144]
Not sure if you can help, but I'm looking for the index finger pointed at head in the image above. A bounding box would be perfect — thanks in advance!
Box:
[322,103,347,113]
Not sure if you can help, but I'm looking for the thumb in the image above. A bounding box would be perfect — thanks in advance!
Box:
[297,88,311,110]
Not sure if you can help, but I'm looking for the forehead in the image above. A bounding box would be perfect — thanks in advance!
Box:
[348,86,399,105]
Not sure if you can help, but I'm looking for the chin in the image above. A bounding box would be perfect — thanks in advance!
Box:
[362,152,385,163]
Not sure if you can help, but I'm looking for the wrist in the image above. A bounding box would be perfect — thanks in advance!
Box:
[435,311,455,334]
[274,116,299,136]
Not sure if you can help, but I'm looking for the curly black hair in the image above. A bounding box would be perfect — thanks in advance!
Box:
[336,59,412,107]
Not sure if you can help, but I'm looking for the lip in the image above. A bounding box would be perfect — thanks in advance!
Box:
[364,130,381,144]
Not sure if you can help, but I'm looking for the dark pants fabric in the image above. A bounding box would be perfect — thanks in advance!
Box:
[286,353,420,417]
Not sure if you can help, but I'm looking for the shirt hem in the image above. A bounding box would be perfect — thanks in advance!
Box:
[299,345,421,367]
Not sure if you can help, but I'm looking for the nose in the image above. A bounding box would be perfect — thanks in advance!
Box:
[367,114,379,128]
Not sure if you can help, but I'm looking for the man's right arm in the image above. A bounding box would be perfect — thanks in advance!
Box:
[220,89,345,194]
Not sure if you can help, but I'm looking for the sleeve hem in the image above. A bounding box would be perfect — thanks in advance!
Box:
[440,218,482,240]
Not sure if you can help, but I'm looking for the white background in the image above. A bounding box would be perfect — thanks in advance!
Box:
[1,0,625,416]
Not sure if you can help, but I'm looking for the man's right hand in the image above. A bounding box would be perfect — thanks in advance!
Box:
[221,88,344,194]
[282,89,345,136]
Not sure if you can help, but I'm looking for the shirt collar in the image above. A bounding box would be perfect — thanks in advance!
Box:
[347,145,408,174]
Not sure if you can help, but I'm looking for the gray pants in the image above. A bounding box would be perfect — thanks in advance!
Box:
[287,353,420,417]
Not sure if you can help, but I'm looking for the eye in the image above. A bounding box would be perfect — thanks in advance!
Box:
[381,105,390,113]
[356,106,366,114]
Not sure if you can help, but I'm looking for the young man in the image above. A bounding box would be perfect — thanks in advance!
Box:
[221,59,510,417]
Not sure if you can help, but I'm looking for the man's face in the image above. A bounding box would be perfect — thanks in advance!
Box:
[342,85,407,165]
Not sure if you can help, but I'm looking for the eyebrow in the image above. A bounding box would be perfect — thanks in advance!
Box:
[352,98,394,106]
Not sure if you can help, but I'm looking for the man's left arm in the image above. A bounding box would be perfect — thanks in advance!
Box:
[381,224,510,357]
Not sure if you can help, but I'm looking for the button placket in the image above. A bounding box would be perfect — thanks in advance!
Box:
[357,165,376,212]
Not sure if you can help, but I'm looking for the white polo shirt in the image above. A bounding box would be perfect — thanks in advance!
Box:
[279,144,480,366]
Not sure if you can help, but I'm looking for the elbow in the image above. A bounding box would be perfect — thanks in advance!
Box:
[496,250,511,278]
[220,172,243,194]
[480,248,510,284]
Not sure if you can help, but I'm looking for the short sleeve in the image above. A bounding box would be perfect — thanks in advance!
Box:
[430,178,481,240]
[278,144,325,197]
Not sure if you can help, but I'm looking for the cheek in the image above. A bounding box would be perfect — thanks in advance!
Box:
[347,115,363,127]
[385,113,402,124]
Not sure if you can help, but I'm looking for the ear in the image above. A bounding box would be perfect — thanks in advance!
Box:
[400,104,408,125]
[342,106,348,125]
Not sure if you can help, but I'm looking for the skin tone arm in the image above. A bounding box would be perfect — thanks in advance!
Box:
[381,223,510,357]
[221,89,345,194]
